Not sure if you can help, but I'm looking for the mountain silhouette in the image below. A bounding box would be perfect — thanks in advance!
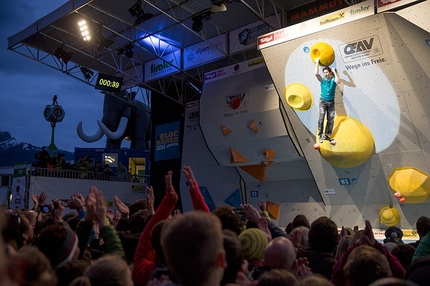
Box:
[0,131,74,167]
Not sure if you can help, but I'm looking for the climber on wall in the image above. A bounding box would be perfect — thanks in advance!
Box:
[315,57,341,145]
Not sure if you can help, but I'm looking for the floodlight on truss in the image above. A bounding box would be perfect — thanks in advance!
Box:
[191,9,213,32]
[94,26,114,52]
[80,66,94,80]
[129,0,154,26]
[211,0,231,11]
[78,20,91,41]
[54,43,74,64]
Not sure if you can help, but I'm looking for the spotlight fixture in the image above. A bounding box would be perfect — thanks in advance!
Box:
[191,10,213,32]
[129,1,144,17]
[211,3,227,12]
[129,1,153,26]
[211,0,231,11]
[117,44,134,59]
[54,44,74,64]
[80,66,94,80]
[78,20,91,41]
[94,26,114,52]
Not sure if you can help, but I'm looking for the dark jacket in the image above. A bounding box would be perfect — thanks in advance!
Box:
[296,247,335,280]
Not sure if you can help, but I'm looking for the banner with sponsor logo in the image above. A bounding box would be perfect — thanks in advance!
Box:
[11,162,27,210]
[144,50,181,82]
[154,121,180,161]
[377,0,422,12]
[183,34,226,70]
[229,14,279,54]
[287,0,350,26]
[204,57,265,83]
[258,0,375,49]
[185,100,199,130]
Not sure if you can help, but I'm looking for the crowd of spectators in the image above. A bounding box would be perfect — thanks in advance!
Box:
[1,165,430,286]
[32,149,136,181]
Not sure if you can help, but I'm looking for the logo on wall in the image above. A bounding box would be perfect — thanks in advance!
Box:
[225,91,249,111]
[155,121,180,161]
[258,33,274,45]
[338,35,383,62]
[238,23,270,46]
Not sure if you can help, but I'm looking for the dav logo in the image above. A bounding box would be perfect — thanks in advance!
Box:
[258,34,274,45]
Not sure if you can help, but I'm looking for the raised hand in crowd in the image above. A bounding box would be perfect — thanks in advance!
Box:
[50,199,65,224]
[68,193,86,212]
[292,257,313,280]
[165,171,177,200]
[258,200,267,212]
[173,209,182,217]
[114,195,130,219]
[88,188,108,227]
[182,165,197,192]
[258,216,272,242]
[358,220,376,246]
[241,203,262,224]
[84,186,98,221]
[106,209,116,226]
[31,190,47,210]
[146,186,155,215]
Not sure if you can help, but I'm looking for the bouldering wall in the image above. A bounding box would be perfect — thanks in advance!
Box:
[257,1,430,229]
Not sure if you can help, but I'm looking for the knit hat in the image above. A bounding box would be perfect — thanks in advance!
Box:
[238,228,267,261]
[47,227,78,268]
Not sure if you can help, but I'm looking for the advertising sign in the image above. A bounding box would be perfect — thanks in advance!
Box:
[377,0,422,13]
[183,34,226,70]
[144,50,181,82]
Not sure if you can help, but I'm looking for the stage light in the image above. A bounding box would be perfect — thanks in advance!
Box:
[129,1,153,26]
[129,1,144,17]
[211,3,227,12]
[94,26,114,52]
[80,66,94,80]
[117,44,134,58]
[191,10,212,32]
[54,44,74,64]
[78,20,91,41]
[192,16,204,32]
[124,44,134,58]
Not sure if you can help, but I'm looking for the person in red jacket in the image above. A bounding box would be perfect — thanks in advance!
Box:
[132,166,210,286]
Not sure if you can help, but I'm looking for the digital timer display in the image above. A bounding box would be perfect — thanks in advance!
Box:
[95,73,123,92]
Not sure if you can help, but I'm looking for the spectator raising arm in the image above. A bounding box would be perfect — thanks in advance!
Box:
[132,171,178,286]
[182,165,210,212]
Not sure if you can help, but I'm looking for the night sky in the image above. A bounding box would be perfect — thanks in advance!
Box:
[0,1,122,152]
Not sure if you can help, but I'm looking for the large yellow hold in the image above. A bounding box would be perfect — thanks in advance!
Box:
[388,167,430,203]
[379,206,401,226]
[310,42,335,66]
[318,115,374,168]
[284,83,313,111]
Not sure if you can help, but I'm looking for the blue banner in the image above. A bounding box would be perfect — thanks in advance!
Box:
[155,121,180,161]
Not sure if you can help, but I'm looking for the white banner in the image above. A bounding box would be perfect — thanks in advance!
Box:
[204,57,266,83]
[257,0,375,49]
[183,34,227,70]
[229,14,279,54]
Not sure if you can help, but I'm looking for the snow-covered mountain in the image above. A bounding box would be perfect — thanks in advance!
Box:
[0,131,74,167]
